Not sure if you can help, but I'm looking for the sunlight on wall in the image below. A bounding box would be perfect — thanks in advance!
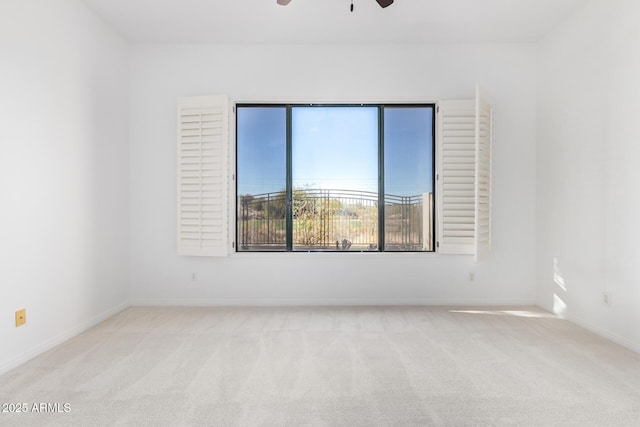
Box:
[554,257,566,291]
[552,257,568,318]
[553,294,567,318]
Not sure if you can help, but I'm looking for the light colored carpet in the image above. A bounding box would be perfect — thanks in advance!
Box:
[1,306,640,426]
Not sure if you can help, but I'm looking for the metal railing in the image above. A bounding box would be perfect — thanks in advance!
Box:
[238,189,432,251]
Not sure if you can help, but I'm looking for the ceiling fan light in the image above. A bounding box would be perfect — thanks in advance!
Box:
[375,0,394,8]
[277,0,292,5]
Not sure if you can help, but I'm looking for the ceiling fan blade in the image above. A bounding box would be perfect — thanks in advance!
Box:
[277,0,292,5]
[376,0,394,7]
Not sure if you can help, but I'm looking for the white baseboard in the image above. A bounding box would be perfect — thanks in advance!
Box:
[566,313,640,355]
[0,301,130,376]
[130,298,535,307]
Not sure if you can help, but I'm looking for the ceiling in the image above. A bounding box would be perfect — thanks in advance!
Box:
[82,0,589,44]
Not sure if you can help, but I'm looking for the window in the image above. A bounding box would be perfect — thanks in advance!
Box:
[176,88,492,258]
[236,104,435,252]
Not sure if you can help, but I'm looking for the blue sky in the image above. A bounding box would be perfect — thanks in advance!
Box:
[237,105,433,197]
[236,107,286,196]
[292,107,378,193]
[384,107,433,197]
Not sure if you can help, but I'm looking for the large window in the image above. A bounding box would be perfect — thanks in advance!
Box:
[236,104,435,252]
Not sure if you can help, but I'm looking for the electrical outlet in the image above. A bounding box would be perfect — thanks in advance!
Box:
[469,272,475,282]
[15,309,26,327]
[602,292,612,307]
[191,273,197,281]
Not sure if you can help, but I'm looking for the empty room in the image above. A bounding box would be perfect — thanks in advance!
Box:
[1,0,640,425]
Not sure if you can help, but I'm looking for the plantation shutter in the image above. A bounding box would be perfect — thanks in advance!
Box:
[437,87,493,259]
[475,86,493,262]
[177,95,229,256]
[437,99,476,254]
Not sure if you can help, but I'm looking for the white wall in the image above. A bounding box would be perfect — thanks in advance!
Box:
[0,0,130,373]
[129,43,538,305]
[537,0,640,351]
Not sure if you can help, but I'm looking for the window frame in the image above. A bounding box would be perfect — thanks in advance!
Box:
[234,102,437,253]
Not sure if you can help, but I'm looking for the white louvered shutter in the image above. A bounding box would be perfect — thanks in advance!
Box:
[437,99,476,254]
[475,86,493,262]
[437,89,494,260]
[177,95,229,256]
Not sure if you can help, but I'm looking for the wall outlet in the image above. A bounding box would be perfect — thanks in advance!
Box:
[602,292,612,307]
[191,272,197,281]
[469,272,475,282]
[15,309,26,327]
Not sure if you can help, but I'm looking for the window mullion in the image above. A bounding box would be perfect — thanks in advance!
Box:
[285,105,293,251]
[378,106,385,252]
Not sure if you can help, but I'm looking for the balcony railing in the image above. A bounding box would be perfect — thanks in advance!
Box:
[238,189,432,251]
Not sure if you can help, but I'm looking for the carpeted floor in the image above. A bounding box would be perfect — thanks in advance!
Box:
[1,306,640,426]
